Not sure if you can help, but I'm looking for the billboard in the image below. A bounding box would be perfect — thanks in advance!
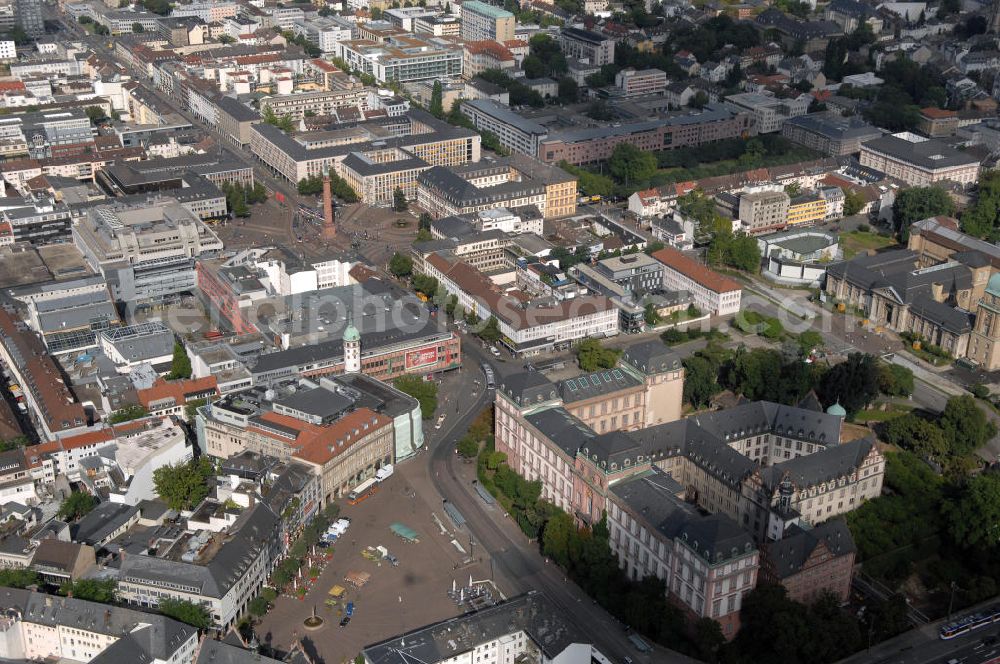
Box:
[405,347,439,370]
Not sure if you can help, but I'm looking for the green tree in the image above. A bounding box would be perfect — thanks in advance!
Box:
[523,54,546,78]
[248,596,270,618]
[416,228,433,242]
[394,375,438,419]
[61,579,116,603]
[84,106,106,124]
[429,80,444,118]
[107,404,148,424]
[892,186,955,241]
[0,568,38,588]
[817,352,880,417]
[132,22,144,32]
[945,473,1000,550]
[876,362,914,397]
[185,398,207,423]
[576,338,620,371]
[797,330,824,355]
[693,617,725,662]
[643,303,661,326]
[688,90,709,109]
[457,437,479,457]
[477,316,502,344]
[392,187,408,212]
[682,354,720,408]
[940,395,996,456]
[608,143,657,186]
[557,76,578,104]
[298,176,323,196]
[842,187,867,216]
[388,252,413,278]
[167,341,191,379]
[153,458,214,511]
[58,492,97,520]
[158,598,212,629]
[542,511,576,569]
[418,212,433,230]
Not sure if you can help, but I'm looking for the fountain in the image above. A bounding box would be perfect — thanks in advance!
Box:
[303,605,324,630]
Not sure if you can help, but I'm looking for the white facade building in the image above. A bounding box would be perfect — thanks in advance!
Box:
[651,246,743,316]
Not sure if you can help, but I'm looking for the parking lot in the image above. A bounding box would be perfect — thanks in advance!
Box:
[256,463,494,664]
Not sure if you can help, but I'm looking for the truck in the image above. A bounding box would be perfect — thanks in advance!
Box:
[375,464,394,482]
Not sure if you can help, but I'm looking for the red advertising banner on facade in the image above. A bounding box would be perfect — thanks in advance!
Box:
[405,347,438,370]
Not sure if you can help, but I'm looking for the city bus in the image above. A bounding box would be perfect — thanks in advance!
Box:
[348,478,379,505]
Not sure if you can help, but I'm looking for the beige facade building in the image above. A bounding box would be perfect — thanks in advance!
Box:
[460,1,515,43]
[859,132,980,187]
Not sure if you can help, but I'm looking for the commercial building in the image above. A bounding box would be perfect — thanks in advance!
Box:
[460,1,515,42]
[363,592,606,664]
[339,149,431,206]
[859,132,980,187]
[758,228,840,286]
[0,588,199,664]
[738,188,790,234]
[460,98,548,157]
[781,112,882,156]
[117,502,281,631]
[14,0,43,39]
[558,27,615,66]
[462,39,516,79]
[335,34,463,84]
[259,85,369,122]
[538,105,752,166]
[249,110,480,184]
[592,253,664,296]
[72,198,223,305]
[0,196,74,245]
[651,246,742,316]
[417,157,577,220]
[917,107,959,138]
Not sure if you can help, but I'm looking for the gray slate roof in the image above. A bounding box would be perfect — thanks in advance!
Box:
[765,519,856,579]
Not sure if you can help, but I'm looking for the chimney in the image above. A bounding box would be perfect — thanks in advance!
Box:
[931,282,944,301]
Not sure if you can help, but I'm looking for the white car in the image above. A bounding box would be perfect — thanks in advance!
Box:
[435,414,446,430]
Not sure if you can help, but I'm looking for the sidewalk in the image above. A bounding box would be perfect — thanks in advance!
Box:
[890,354,967,397]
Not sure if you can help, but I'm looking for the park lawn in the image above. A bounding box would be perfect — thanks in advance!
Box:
[840,231,897,259]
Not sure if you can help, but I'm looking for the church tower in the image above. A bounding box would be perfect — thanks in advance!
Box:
[344,318,361,373]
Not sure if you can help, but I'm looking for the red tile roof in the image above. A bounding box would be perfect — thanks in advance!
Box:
[920,107,957,119]
[651,247,741,294]
[137,376,219,410]
[292,408,391,466]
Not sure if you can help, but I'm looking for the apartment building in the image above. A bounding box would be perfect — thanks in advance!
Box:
[558,27,615,66]
[859,132,980,187]
[460,1,515,42]
[592,253,664,296]
[414,14,460,36]
[781,112,882,157]
[739,188,790,234]
[461,98,548,157]
[0,589,199,664]
[650,247,742,316]
[609,469,758,638]
[538,105,752,166]
[335,34,463,83]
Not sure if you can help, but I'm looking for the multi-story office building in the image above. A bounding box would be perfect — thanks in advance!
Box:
[335,34,463,83]
[781,112,882,156]
[859,132,981,187]
[538,105,752,165]
[414,13,461,36]
[725,92,810,133]
[739,188,791,234]
[290,17,352,53]
[72,198,223,305]
[650,246,742,316]
[0,196,73,245]
[558,27,615,66]
[593,253,664,296]
[170,0,239,22]
[249,110,480,183]
[461,98,548,157]
[615,68,668,96]
[14,0,43,38]
[460,1,515,42]
[0,589,199,663]
[786,193,827,226]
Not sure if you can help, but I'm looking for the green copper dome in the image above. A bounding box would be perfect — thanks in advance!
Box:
[343,319,360,343]
[826,401,846,417]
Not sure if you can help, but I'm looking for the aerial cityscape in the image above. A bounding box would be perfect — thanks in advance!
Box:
[0,0,999,662]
